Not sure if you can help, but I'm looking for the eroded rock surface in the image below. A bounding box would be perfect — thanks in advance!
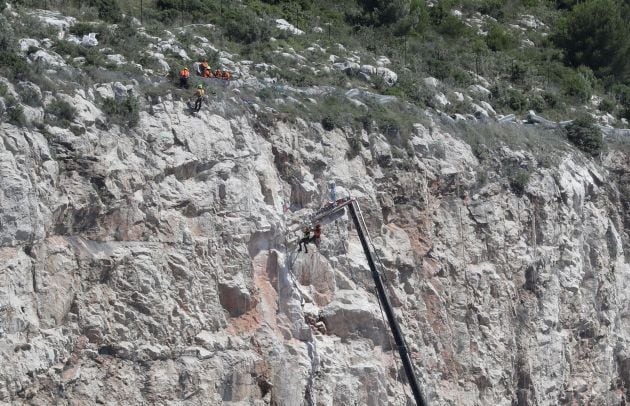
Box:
[1,86,630,406]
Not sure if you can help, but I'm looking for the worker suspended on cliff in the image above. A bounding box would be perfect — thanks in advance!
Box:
[298,226,311,253]
[298,224,321,253]
[311,224,321,246]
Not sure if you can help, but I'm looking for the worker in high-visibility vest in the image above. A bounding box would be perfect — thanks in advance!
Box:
[179,67,190,88]
[192,84,205,112]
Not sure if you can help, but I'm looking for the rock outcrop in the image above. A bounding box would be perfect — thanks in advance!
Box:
[1,86,629,405]
[1,11,630,403]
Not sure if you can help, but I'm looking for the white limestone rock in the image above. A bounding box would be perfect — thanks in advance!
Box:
[18,38,40,53]
[468,84,491,98]
[30,50,66,68]
[424,77,440,87]
[275,19,304,35]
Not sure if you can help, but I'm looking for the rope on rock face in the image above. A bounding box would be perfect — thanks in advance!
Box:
[337,220,358,285]
[457,181,472,305]
[531,197,538,284]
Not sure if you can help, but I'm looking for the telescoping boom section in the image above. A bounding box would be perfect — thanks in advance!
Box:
[311,197,428,406]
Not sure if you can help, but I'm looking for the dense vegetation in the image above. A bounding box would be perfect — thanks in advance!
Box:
[1,0,629,171]
[4,0,630,120]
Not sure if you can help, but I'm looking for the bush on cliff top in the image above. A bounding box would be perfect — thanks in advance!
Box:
[564,114,603,157]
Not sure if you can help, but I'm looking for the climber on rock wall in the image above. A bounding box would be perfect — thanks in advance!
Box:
[310,224,321,247]
[298,226,311,253]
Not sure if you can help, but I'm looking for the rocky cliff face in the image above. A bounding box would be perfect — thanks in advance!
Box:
[1,81,630,406]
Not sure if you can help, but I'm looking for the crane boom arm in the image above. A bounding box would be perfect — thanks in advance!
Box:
[311,197,428,405]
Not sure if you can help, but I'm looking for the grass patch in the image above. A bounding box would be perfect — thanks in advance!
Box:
[450,120,568,166]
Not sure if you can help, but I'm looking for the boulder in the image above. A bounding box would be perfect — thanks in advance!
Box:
[424,77,440,87]
[360,65,377,75]
[81,33,98,47]
[218,278,252,317]
[31,50,66,68]
[376,56,391,66]
[106,54,126,65]
[333,61,360,74]
[433,92,450,107]
[375,67,397,86]
[19,38,40,53]
[321,290,388,347]
[32,10,76,39]
[468,84,491,98]
[371,136,392,166]
[112,82,133,100]
[275,19,304,35]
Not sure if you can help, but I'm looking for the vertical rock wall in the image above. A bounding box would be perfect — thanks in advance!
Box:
[1,92,629,405]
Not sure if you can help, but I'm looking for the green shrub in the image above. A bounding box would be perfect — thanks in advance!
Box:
[0,82,7,97]
[406,0,431,34]
[372,105,415,147]
[613,85,630,120]
[553,0,630,81]
[45,99,77,125]
[475,0,507,18]
[613,84,630,106]
[0,52,30,80]
[437,14,469,37]
[506,89,527,111]
[0,15,14,53]
[598,98,615,113]
[485,23,515,51]
[452,68,473,86]
[312,93,365,132]
[378,116,402,142]
[509,170,530,196]
[357,0,410,26]
[528,94,546,113]
[430,0,468,36]
[321,114,337,131]
[70,22,102,37]
[397,77,431,106]
[278,67,318,87]
[18,85,41,107]
[87,0,122,23]
[521,0,538,7]
[451,121,567,165]
[103,96,140,127]
[426,57,453,81]
[225,10,271,44]
[562,70,591,102]
[5,95,25,125]
[565,115,603,157]
[510,62,527,83]
[53,40,105,67]
[542,91,560,109]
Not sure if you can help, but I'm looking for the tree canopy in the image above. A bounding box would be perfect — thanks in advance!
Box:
[554,0,630,83]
